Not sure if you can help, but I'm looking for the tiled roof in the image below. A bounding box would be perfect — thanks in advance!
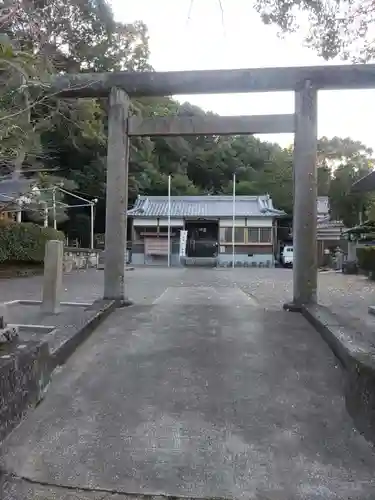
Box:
[317,218,344,229]
[351,170,375,193]
[0,179,34,204]
[128,195,285,218]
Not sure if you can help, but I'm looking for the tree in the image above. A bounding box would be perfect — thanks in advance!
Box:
[0,0,150,181]
[2,0,150,73]
[0,0,152,235]
[318,137,373,167]
[0,33,53,179]
[25,174,78,226]
[329,163,373,227]
[318,167,331,197]
[315,136,375,226]
[6,0,374,238]
[255,0,375,61]
[251,149,294,213]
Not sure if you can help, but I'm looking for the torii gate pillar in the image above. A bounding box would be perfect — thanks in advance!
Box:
[290,80,318,308]
[103,87,131,305]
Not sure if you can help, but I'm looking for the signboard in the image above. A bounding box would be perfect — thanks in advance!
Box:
[145,238,169,255]
[179,230,188,257]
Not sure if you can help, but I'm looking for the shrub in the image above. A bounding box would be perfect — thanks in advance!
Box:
[357,246,375,278]
[0,221,64,263]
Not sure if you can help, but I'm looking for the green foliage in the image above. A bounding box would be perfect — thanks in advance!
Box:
[329,164,370,227]
[0,0,149,178]
[255,0,375,61]
[320,137,375,227]
[0,34,52,174]
[68,213,91,248]
[0,221,64,263]
[318,137,373,165]
[345,221,375,242]
[32,174,78,225]
[357,247,375,277]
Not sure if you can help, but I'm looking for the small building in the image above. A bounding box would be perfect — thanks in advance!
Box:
[127,195,285,267]
[316,196,345,253]
[0,179,39,222]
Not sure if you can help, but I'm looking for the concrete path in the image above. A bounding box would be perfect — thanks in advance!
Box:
[2,268,375,499]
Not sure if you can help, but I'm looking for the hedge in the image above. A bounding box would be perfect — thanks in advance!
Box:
[357,246,375,278]
[0,220,64,263]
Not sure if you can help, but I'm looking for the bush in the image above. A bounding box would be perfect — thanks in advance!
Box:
[0,220,64,263]
[357,246,375,278]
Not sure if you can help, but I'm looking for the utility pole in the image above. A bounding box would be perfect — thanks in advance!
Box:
[90,199,98,249]
[232,173,236,268]
[52,186,57,230]
[42,201,48,227]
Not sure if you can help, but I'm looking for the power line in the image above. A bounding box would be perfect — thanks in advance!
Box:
[186,0,226,34]
[187,0,194,24]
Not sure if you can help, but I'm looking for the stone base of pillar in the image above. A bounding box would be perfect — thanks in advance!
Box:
[115,298,134,308]
[283,302,303,313]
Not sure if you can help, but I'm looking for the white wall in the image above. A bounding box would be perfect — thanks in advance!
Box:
[133,218,184,227]
[219,217,273,228]
[133,217,274,228]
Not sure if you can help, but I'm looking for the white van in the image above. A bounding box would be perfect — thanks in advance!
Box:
[281,245,294,267]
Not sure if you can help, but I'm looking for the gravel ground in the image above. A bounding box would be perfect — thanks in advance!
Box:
[221,268,375,331]
[1,266,375,327]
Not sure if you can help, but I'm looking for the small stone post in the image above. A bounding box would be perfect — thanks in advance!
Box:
[0,303,18,343]
[41,240,63,314]
[0,303,8,330]
[292,80,318,307]
[103,87,130,303]
[347,240,357,261]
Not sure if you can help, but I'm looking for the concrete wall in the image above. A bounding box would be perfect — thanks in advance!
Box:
[130,241,183,267]
[130,239,275,267]
[132,252,183,267]
[0,341,50,442]
[218,243,274,267]
[131,252,274,267]
[218,253,274,267]
[131,250,274,267]
[63,248,100,272]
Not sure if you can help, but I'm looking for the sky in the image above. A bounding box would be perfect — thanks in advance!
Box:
[111,0,375,150]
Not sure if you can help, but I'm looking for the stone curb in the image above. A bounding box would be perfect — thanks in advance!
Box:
[51,299,117,368]
[0,341,50,444]
[97,266,135,271]
[0,300,117,445]
[1,473,210,500]
[301,303,375,444]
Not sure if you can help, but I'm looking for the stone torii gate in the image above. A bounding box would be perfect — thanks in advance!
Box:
[50,64,375,308]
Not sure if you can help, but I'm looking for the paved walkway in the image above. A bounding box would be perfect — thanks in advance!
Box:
[1,268,375,499]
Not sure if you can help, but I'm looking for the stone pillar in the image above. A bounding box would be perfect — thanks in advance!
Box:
[41,240,63,314]
[292,80,318,307]
[103,87,130,303]
[0,303,8,329]
[347,240,357,261]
